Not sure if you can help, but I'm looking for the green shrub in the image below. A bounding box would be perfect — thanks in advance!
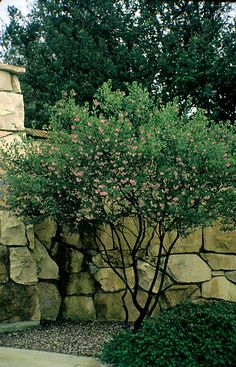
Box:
[101,300,236,367]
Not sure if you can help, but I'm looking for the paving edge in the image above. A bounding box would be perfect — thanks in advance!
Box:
[0,321,40,333]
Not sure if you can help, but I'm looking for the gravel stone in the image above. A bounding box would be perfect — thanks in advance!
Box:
[0,321,122,357]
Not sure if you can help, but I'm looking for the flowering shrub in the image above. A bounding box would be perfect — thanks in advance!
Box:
[1,82,235,330]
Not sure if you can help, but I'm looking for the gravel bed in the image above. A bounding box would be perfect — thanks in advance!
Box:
[0,321,123,357]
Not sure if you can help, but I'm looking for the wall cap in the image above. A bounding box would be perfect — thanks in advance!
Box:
[0,63,26,75]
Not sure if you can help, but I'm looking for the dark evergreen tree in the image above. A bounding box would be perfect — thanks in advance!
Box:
[1,1,235,127]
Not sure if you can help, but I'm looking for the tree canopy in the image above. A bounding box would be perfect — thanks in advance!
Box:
[1,0,235,128]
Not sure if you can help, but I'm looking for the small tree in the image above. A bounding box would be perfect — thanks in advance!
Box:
[1,82,235,331]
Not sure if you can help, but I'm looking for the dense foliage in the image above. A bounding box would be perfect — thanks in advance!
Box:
[101,300,236,367]
[1,1,235,127]
[1,82,235,329]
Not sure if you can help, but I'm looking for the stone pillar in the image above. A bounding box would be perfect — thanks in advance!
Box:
[0,64,26,207]
[0,63,26,145]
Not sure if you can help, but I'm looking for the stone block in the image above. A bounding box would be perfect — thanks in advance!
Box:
[161,284,201,309]
[97,217,153,252]
[0,63,26,75]
[137,260,172,293]
[201,253,236,270]
[202,276,236,302]
[0,71,12,91]
[60,224,81,248]
[38,282,61,321]
[66,272,96,295]
[11,75,21,93]
[203,225,236,253]
[34,217,57,250]
[33,239,59,280]
[94,267,134,292]
[225,271,236,284]
[0,283,40,322]
[94,290,154,321]
[167,254,211,283]
[0,245,9,283]
[0,211,27,246]
[0,92,24,130]
[10,247,38,285]
[62,296,96,320]
[94,292,125,321]
[26,224,35,249]
[65,248,84,273]
[92,250,133,268]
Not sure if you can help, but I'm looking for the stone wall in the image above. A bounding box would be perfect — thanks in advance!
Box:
[0,64,236,325]
[1,211,236,324]
[0,211,61,323]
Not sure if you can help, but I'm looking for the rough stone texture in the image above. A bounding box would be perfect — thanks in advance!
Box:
[0,283,40,322]
[164,228,203,254]
[94,292,126,321]
[201,253,236,270]
[33,239,59,280]
[137,261,171,293]
[225,271,236,284]
[0,211,27,246]
[38,282,61,321]
[66,272,96,295]
[0,63,26,75]
[98,218,152,252]
[0,92,24,130]
[161,284,201,309]
[0,245,9,283]
[92,250,133,268]
[167,254,211,283]
[202,276,236,302]
[0,70,12,91]
[212,270,225,277]
[203,225,236,253]
[65,248,84,273]
[94,290,157,322]
[11,75,21,93]
[149,228,202,257]
[10,247,38,285]
[60,224,81,248]
[0,131,22,146]
[34,217,57,250]
[94,267,134,292]
[26,224,35,249]
[62,296,96,321]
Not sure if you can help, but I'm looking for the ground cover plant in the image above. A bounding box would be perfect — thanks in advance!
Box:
[1,81,235,331]
[101,300,236,367]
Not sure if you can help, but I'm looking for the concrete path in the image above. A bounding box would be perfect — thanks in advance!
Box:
[0,347,110,367]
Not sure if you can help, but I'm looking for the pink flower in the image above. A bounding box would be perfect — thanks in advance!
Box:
[100,191,108,197]
[130,179,136,186]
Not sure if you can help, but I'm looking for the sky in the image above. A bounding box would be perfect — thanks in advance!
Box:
[0,0,32,25]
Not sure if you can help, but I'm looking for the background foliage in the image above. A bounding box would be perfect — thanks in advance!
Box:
[1,0,235,128]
